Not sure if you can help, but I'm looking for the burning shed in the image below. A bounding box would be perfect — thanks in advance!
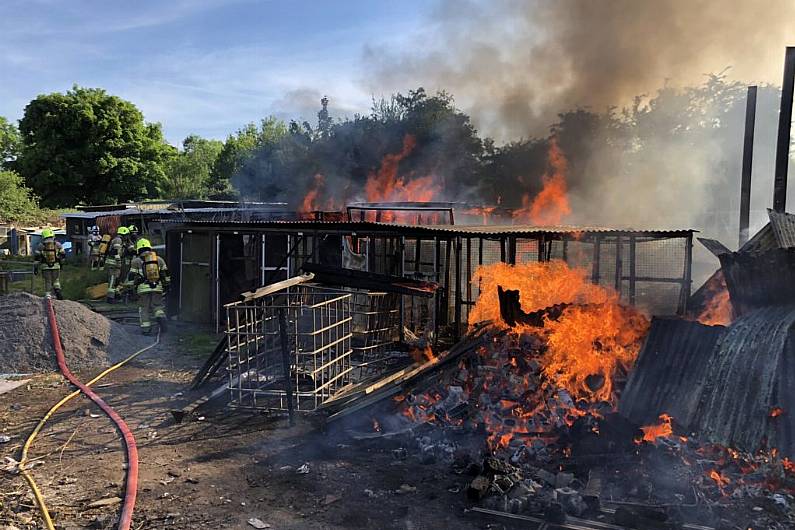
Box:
[162,219,695,335]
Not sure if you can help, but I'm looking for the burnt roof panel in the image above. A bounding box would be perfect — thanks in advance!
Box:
[768,209,795,248]
[619,317,726,428]
[159,219,695,239]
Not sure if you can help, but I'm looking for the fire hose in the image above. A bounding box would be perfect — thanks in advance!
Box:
[17,297,159,530]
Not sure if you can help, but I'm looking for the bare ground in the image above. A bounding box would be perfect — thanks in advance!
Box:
[0,324,477,530]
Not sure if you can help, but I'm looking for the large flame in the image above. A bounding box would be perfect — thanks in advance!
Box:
[696,271,733,326]
[469,261,649,402]
[513,137,572,225]
[365,134,439,205]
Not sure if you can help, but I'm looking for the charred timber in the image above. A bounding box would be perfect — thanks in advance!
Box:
[301,262,438,297]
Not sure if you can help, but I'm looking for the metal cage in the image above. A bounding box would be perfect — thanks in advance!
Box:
[225,283,353,411]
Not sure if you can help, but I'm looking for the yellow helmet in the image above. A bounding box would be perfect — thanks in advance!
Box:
[41,228,55,239]
[136,238,152,252]
[117,226,130,235]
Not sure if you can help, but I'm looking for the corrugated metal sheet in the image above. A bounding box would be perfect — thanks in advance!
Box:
[620,308,795,457]
[738,223,777,254]
[697,238,731,257]
[619,318,726,428]
[719,248,795,314]
[695,306,795,454]
[768,208,795,248]
[159,219,695,238]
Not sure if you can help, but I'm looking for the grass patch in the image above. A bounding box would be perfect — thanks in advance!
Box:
[1,257,108,300]
[177,331,222,359]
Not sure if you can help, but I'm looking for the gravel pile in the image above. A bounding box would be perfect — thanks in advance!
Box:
[0,293,150,373]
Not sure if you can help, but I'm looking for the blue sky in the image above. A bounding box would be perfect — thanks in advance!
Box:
[0,0,433,144]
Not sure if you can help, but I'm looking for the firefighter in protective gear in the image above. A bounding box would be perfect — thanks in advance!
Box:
[34,228,66,299]
[88,226,103,270]
[128,225,140,245]
[105,226,129,303]
[126,238,169,334]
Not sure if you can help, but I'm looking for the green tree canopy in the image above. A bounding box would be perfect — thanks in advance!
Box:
[0,170,42,223]
[16,86,173,208]
[212,116,288,198]
[0,116,21,166]
[162,135,223,199]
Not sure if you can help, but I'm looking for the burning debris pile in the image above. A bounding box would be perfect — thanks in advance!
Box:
[340,259,795,528]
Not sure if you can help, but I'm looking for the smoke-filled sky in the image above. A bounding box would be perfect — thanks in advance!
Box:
[2,0,795,144]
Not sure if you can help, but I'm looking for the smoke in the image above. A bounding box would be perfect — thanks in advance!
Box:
[362,0,795,279]
[364,0,795,141]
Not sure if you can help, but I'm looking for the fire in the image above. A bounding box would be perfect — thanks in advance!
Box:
[637,413,674,444]
[770,406,785,418]
[513,137,572,225]
[468,261,648,402]
[411,344,436,364]
[365,134,439,207]
[696,271,733,326]
[298,174,338,214]
[708,469,730,493]
[372,418,381,432]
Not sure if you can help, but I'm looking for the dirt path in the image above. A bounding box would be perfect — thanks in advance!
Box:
[0,326,477,530]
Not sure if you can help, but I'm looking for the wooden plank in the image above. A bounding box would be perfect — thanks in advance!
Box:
[238,273,315,303]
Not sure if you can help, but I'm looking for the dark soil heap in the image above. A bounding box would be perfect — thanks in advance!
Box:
[0,293,150,373]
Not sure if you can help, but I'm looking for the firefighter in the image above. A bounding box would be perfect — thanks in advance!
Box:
[34,228,66,299]
[128,225,140,245]
[88,226,103,270]
[105,226,129,303]
[126,238,169,334]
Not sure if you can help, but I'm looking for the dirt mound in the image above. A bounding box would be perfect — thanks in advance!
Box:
[0,293,151,373]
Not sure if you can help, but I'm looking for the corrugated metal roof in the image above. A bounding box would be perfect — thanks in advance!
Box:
[768,208,795,248]
[620,307,795,457]
[619,317,726,428]
[695,305,795,454]
[719,247,795,315]
[159,219,695,238]
[63,207,291,220]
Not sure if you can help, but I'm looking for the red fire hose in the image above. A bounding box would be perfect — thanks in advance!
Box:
[46,297,139,530]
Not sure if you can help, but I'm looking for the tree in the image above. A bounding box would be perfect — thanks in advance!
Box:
[162,135,223,199]
[0,116,21,166]
[0,170,41,223]
[16,86,173,207]
[212,116,288,198]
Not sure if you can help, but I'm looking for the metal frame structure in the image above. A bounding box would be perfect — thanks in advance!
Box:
[165,220,695,342]
[225,283,353,412]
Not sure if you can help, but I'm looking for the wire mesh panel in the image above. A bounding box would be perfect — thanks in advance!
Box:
[349,290,400,377]
[225,284,353,412]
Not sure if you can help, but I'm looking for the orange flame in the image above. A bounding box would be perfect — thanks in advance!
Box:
[696,271,733,326]
[298,174,339,214]
[513,137,572,225]
[708,469,731,494]
[365,134,439,206]
[637,413,674,444]
[410,344,436,364]
[770,406,785,418]
[468,261,648,402]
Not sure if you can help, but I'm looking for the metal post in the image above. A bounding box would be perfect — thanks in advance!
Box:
[629,235,637,305]
[507,236,517,265]
[277,307,295,426]
[614,235,623,292]
[678,233,693,314]
[454,237,463,340]
[774,47,795,213]
[739,86,757,246]
[591,235,601,285]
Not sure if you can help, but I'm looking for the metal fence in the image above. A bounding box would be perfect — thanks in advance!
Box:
[225,283,353,412]
[0,260,36,295]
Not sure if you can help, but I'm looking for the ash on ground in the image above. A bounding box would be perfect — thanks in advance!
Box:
[344,329,795,530]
